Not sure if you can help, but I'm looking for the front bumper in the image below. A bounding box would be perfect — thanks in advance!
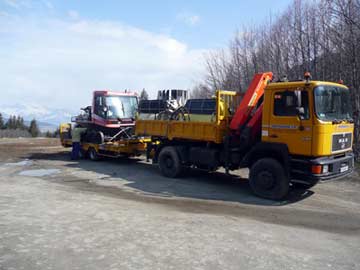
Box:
[290,152,354,185]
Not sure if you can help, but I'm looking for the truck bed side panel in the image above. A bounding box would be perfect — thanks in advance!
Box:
[135,119,227,144]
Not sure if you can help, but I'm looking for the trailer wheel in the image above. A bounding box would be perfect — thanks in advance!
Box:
[158,146,182,178]
[249,158,289,200]
[88,147,100,161]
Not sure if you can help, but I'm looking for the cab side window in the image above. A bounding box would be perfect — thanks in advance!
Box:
[273,90,309,119]
[94,96,106,117]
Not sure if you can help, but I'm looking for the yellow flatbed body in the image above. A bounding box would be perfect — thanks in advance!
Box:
[135,119,229,144]
[135,90,239,144]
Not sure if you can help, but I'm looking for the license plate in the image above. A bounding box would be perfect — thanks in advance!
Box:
[340,165,349,173]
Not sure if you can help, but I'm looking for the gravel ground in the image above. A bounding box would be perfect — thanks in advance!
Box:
[0,138,359,270]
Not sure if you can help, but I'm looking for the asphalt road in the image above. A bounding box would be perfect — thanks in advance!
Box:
[0,138,359,270]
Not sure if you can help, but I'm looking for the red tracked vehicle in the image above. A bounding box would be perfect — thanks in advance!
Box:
[73,90,138,143]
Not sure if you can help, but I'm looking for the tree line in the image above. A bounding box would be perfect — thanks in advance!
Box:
[0,113,41,138]
[193,0,360,158]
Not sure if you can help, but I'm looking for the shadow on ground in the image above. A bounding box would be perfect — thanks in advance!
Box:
[29,151,314,206]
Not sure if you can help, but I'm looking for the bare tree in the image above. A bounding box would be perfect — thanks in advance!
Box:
[200,0,360,158]
[191,83,213,98]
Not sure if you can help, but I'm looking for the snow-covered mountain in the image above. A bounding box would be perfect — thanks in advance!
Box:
[0,103,76,131]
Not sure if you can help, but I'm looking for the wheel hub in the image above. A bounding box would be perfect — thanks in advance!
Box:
[165,156,173,168]
[258,171,275,190]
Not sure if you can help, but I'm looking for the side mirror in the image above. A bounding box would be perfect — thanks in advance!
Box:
[296,107,305,120]
[102,106,108,117]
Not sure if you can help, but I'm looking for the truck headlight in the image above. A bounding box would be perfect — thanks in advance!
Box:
[322,165,329,174]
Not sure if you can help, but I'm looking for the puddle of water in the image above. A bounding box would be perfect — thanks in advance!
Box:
[5,159,33,167]
[19,169,61,177]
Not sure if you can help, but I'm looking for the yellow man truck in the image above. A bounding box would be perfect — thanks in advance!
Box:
[135,72,354,200]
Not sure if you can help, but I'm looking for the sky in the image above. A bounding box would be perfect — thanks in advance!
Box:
[0,0,292,111]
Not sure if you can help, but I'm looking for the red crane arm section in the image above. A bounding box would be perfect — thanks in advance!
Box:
[230,72,273,132]
[247,103,263,138]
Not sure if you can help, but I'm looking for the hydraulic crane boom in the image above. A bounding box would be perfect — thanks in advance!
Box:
[230,72,273,134]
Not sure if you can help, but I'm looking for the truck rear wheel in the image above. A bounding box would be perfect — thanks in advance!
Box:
[158,146,182,178]
[249,158,289,200]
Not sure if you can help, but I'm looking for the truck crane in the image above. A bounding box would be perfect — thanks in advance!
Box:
[135,72,354,200]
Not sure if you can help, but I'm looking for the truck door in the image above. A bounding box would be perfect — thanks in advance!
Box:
[268,89,312,156]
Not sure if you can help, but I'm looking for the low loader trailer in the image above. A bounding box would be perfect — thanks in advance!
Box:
[61,72,354,200]
[60,123,150,160]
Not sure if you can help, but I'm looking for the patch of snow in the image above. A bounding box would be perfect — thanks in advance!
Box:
[19,169,60,177]
[5,159,33,166]
[1,102,77,127]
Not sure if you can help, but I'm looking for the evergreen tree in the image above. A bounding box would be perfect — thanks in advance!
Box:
[5,116,10,129]
[139,88,149,101]
[16,116,21,129]
[29,119,40,137]
[6,115,16,129]
[13,116,17,129]
[45,131,52,138]
[0,113,4,129]
[19,116,26,130]
[53,128,60,138]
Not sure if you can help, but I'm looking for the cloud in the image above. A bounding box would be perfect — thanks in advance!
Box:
[0,11,10,16]
[68,10,79,20]
[3,0,31,9]
[176,12,201,26]
[0,15,207,111]
[41,0,53,9]
[3,0,53,10]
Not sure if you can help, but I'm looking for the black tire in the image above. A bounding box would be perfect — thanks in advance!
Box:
[249,158,289,200]
[88,147,100,161]
[94,131,104,144]
[86,131,104,144]
[158,146,183,178]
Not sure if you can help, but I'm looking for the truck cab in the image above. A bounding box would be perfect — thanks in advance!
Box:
[261,80,354,183]
[92,90,138,128]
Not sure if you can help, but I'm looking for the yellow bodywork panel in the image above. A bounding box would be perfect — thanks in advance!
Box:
[135,120,169,138]
[136,119,228,144]
[262,81,354,157]
[59,123,72,147]
[262,83,314,156]
[81,137,150,157]
[135,90,240,144]
[312,122,354,156]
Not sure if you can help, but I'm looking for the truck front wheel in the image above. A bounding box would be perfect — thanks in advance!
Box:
[249,158,289,200]
[158,146,182,178]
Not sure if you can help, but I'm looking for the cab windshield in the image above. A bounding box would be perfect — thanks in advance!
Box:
[314,85,352,122]
[106,96,138,119]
